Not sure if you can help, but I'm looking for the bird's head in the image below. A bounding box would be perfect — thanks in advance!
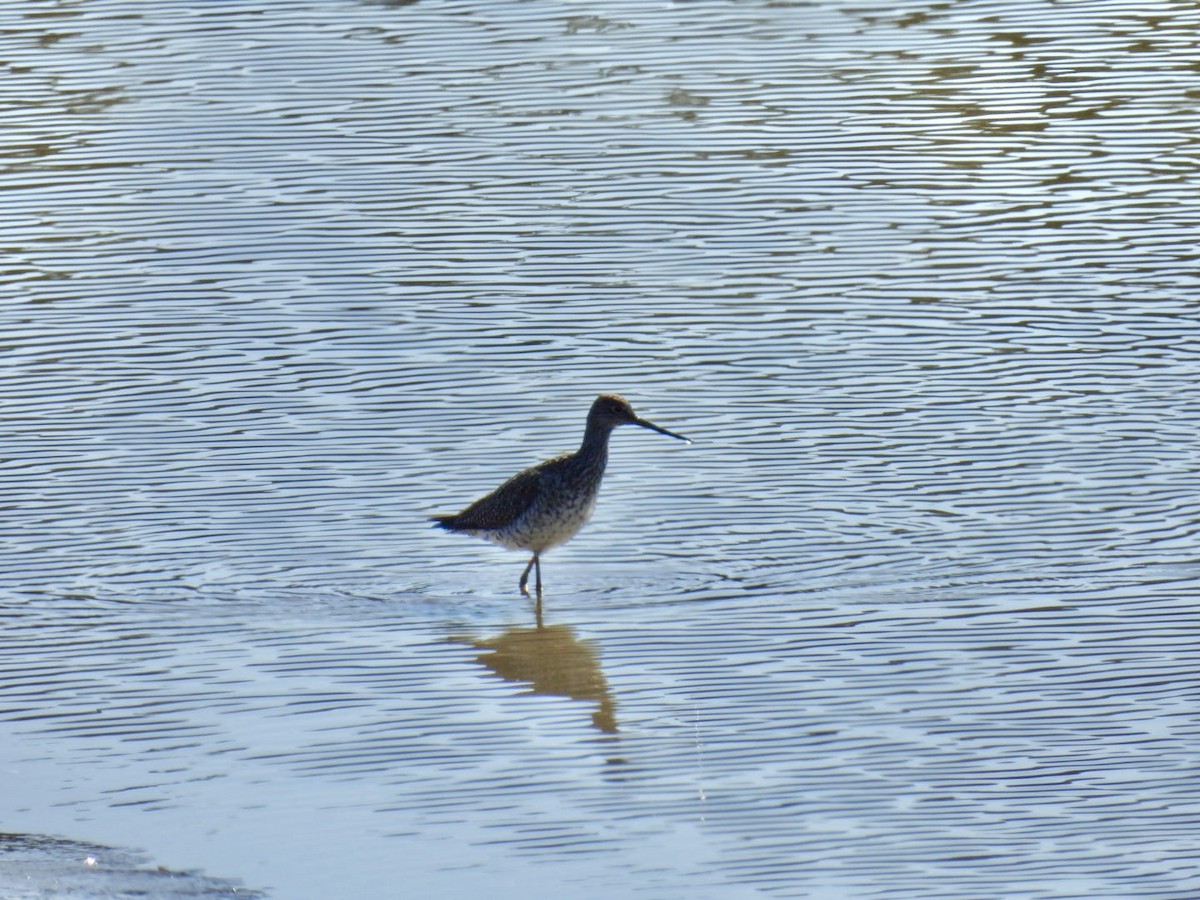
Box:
[589,394,689,442]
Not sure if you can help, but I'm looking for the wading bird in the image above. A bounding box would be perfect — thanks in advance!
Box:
[431,394,689,601]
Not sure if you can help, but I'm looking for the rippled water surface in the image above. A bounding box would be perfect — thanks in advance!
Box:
[4,0,1200,897]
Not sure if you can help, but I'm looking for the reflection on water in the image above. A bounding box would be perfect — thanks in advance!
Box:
[3,0,1200,898]
[460,622,618,734]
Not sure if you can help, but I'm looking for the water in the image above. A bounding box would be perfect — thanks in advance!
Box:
[0,832,264,900]
[3,0,1200,897]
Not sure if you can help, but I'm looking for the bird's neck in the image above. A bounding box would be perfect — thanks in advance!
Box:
[575,420,614,471]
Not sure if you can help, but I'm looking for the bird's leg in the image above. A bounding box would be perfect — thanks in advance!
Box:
[534,554,543,600]
[519,554,537,597]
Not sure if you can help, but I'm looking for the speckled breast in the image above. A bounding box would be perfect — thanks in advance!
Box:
[495,464,603,552]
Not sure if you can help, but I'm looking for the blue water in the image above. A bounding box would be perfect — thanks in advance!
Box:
[3,0,1200,897]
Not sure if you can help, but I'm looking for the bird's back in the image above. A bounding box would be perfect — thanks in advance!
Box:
[433,450,604,552]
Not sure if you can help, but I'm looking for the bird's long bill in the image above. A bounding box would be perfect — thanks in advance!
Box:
[635,416,691,443]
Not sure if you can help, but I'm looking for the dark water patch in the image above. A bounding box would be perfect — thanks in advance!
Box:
[0,832,262,899]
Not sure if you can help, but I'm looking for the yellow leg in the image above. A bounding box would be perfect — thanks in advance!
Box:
[518,554,537,596]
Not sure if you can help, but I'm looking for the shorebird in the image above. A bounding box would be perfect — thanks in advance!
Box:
[431,394,689,600]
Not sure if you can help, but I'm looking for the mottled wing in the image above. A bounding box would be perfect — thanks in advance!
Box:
[436,465,544,532]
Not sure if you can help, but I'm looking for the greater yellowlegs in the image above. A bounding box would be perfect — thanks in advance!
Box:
[431,394,689,599]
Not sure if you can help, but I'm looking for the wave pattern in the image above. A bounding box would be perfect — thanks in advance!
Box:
[2,0,1200,897]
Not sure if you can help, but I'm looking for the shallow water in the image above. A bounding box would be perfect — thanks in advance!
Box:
[0,832,263,899]
[3,0,1200,897]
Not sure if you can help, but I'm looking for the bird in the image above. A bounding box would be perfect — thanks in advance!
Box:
[431,394,689,601]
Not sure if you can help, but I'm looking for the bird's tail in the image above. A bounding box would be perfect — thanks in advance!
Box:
[430,514,459,531]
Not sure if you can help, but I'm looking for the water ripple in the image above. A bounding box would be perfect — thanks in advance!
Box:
[3,0,1200,896]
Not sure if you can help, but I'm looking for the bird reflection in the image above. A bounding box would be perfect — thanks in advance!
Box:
[460,623,617,733]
